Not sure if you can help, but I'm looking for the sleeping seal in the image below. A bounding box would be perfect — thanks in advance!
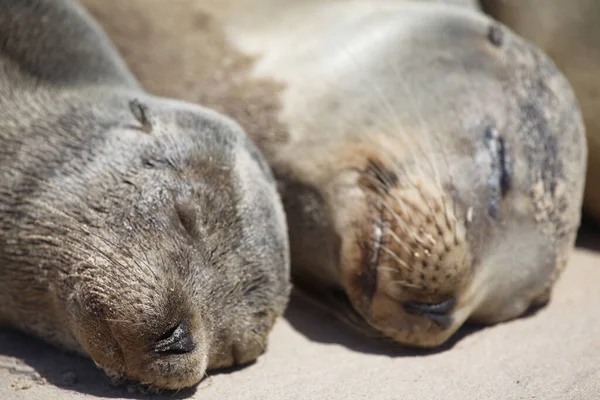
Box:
[0,0,290,390]
[82,0,587,347]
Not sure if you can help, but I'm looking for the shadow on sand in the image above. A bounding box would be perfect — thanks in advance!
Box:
[284,213,600,354]
[283,292,547,358]
[0,327,200,399]
[575,213,600,252]
[2,216,597,398]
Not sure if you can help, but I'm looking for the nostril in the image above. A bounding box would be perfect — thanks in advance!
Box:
[153,322,195,355]
[403,298,456,329]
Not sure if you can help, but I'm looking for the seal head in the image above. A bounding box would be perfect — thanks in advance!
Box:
[0,0,290,389]
[273,6,585,347]
[328,11,586,347]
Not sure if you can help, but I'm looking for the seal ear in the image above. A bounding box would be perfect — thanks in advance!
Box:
[129,99,153,133]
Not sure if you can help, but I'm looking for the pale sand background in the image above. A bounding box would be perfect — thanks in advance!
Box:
[1,227,599,400]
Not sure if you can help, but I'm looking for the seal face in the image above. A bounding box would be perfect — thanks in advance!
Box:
[313,7,586,346]
[81,0,586,348]
[0,0,290,390]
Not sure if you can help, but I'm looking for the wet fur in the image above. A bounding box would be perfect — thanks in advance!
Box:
[0,0,290,389]
[81,0,587,346]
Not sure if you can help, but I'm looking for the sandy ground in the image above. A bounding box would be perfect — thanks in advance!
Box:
[1,228,599,400]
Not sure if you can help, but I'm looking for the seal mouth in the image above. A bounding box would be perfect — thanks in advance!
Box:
[360,182,464,334]
[364,210,457,331]
[338,159,473,346]
[404,298,456,329]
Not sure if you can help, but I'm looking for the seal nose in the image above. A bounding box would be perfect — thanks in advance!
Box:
[404,298,456,329]
[153,322,195,355]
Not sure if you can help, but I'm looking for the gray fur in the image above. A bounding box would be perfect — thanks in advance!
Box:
[0,0,290,390]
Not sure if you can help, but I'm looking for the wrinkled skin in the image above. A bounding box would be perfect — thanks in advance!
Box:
[82,0,586,347]
[0,0,290,390]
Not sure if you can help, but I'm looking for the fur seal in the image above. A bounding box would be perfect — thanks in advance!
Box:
[82,0,587,347]
[0,0,290,390]
[480,0,600,221]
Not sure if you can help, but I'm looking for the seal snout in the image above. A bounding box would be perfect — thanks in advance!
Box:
[341,167,474,346]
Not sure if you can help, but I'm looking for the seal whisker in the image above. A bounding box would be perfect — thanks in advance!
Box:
[69,237,139,281]
[27,197,161,283]
[123,219,155,272]
[378,198,427,245]
[390,280,423,290]
[346,29,443,193]
[363,176,413,230]
[336,41,432,183]
[386,279,423,291]
[87,230,161,282]
[364,166,448,246]
[382,226,412,253]
[376,265,423,289]
[362,174,418,238]
[25,228,137,288]
[379,245,411,271]
[104,318,146,327]
[388,56,446,192]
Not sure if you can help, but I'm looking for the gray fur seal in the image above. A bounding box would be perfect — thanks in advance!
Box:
[82,0,587,347]
[0,0,290,390]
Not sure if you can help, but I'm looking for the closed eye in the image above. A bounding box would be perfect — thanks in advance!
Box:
[484,126,512,218]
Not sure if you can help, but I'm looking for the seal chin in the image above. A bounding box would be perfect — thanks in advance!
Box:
[365,286,472,348]
[94,354,208,391]
[86,319,210,390]
[85,310,276,389]
[339,172,475,347]
[136,353,209,390]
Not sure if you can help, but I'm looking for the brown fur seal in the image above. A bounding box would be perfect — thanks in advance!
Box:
[480,0,600,221]
[0,0,290,390]
[81,0,587,347]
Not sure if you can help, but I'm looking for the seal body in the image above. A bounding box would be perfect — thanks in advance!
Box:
[481,0,600,221]
[82,0,587,347]
[0,0,290,389]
